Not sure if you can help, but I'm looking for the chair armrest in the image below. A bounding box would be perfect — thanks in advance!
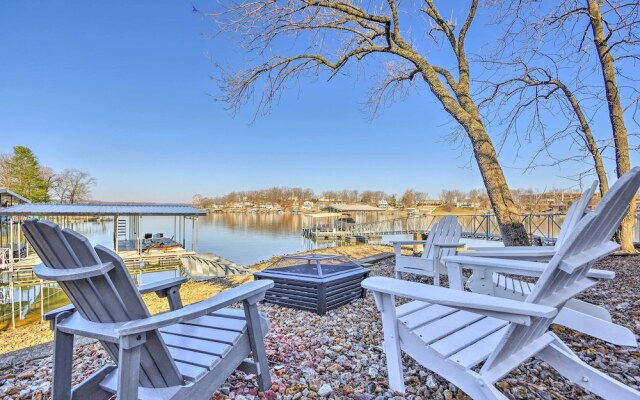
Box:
[391,240,428,245]
[433,243,465,249]
[362,276,557,323]
[33,262,114,281]
[462,246,556,261]
[56,312,127,342]
[117,280,274,336]
[138,277,187,294]
[44,277,189,322]
[44,304,76,321]
[138,277,188,310]
[442,255,615,280]
[467,245,541,251]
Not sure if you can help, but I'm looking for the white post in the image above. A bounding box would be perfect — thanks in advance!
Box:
[10,282,15,329]
[16,219,22,261]
[113,215,119,252]
[9,217,13,264]
[40,280,44,321]
[18,286,22,320]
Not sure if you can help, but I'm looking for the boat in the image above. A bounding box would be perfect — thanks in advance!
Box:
[142,236,184,253]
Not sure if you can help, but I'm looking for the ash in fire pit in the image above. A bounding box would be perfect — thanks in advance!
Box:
[254,254,369,314]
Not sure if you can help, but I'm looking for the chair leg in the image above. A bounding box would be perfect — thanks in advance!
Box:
[52,329,74,400]
[554,307,636,347]
[446,262,464,291]
[244,300,272,391]
[117,335,144,400]
[537,343,640,399]
[565,298,612,321]
[375,292,405,393]
[395,271,402,279]
[466,270,493,295]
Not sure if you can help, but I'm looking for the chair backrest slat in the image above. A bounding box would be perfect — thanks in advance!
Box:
[481,168,640,373]
[23,220,183,388]
[423,216,461,260]
[555,180,598,248]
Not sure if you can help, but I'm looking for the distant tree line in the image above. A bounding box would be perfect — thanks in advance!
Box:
[193,186,589,212]
[0,146,96,204]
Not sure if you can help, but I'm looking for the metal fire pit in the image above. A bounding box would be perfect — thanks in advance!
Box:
[253,254,369,315]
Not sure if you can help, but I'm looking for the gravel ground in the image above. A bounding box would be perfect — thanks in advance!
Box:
[1,254,639,399]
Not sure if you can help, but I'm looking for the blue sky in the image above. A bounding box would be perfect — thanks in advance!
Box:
[0,1,636,202]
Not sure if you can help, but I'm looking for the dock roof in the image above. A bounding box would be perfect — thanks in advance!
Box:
[0,188,30,204]
[1,203,207,217]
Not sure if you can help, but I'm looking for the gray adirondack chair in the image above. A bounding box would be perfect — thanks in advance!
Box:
[392,215,462,286]
[363,167,640,399]
[446,180,635,346]
[23,219,274,400]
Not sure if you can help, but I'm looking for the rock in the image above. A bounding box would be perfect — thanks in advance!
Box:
[368,366,379,378]
[18,370,35,379]
[617,302,631,310]
[426,375,439,390]
[318,383,332,397]
[301,367,318,381]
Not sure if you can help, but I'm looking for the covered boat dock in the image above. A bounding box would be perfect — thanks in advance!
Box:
[1,203,207,267]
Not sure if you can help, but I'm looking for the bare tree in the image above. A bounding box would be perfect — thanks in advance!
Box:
[482,62,610,197]
[441,189,464,205]
[401,188,418,208]
[0,153,11,188]
[486,0,639,251]
[207,0,530,245]
[51,169,96,204]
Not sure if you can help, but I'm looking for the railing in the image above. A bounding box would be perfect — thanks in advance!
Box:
[321,212,640,244]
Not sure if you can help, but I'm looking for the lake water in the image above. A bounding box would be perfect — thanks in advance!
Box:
[0,213,501,329]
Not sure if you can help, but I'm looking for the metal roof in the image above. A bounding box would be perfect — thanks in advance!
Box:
[0,203,207,216]
[304,212,343,218]
[0,188,30,204]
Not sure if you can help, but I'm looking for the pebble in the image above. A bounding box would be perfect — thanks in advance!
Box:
[426,374,439,390]
[318,383,332,397]
[1,255,639,400]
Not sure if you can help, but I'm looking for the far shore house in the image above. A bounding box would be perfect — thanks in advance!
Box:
[377,200,389,209]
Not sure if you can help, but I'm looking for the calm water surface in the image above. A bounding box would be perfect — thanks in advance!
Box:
[0,213,500,329]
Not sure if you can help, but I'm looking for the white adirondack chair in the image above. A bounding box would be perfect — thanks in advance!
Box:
[464,180,598,261]
[363,167,640,399]
[23,219,274,400]
[392,215,462,286]
[447,180,635,346]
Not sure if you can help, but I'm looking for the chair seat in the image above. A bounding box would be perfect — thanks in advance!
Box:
[100,308,265,392]
[396,301,509,368]
[492,273,534,298]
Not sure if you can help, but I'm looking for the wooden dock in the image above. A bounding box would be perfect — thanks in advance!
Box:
[7,248,195,272]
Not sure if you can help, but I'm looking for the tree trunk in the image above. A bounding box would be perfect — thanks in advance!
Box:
[587,0,637,252]
[555,80,609,197]
[417,61,530,246]
[467,121,529,246]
